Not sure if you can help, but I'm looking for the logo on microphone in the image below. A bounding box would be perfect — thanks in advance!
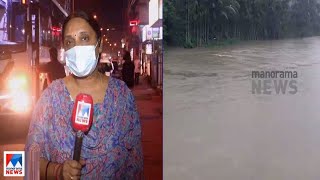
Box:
[3,151,25,176]
[75,101,91,125]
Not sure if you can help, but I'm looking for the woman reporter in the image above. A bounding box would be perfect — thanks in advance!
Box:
[25,11,143,179]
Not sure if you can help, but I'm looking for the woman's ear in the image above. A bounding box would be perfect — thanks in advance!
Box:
[99,38,103,53]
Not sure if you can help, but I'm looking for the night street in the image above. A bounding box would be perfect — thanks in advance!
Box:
[133,76,163,180]
[1,0,162,178]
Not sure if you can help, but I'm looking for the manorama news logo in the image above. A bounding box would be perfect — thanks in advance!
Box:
[3,151,25,177]
[75,102,91,125]
[252,70,298,95]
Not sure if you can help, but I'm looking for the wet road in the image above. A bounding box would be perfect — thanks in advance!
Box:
[0,113,30,145]
[164,37,320,180]
[0,114,30,180]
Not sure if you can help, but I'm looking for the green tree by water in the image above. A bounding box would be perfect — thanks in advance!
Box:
[164,0,320,47]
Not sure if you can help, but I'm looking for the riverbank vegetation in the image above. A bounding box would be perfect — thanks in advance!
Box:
[164,0,320,48]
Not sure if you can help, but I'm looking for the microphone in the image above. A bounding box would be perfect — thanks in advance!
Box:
[71,93,94,161]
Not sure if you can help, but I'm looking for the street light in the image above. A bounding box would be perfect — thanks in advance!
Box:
[100,28,103,31]
[114,43,117,46]
[93,15,97,19]
[107,29,109,31]
[105,38,108,41]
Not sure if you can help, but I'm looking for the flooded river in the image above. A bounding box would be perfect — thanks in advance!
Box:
[164,37,320,180]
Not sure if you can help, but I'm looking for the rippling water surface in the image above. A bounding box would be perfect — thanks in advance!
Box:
[164,37,320,180]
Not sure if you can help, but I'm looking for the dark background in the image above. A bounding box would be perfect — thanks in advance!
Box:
[75,0,129,53]
[75,0,127,30]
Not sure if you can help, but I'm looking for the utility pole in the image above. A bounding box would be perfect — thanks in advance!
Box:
[30,2,40,101]
[24,1,40,102]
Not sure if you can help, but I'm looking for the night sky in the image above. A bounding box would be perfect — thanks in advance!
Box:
[75,0,128,29]
[75,0,130,49]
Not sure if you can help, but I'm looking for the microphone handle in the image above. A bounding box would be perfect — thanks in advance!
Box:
[73,131,83,161]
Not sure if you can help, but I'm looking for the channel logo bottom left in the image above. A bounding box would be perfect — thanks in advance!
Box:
[3,151,25,177]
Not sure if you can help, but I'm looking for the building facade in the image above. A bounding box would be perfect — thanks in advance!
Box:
[126,0,162,88]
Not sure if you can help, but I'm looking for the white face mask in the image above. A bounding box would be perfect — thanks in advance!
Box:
[65,42,99,77]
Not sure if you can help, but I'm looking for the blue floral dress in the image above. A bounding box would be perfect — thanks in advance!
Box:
[25,77,143,179]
